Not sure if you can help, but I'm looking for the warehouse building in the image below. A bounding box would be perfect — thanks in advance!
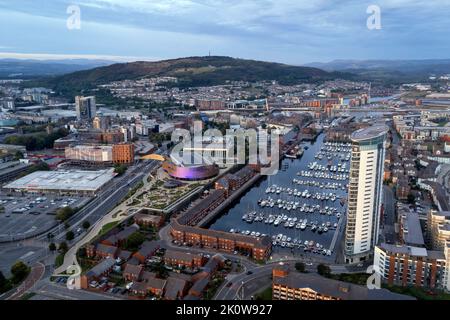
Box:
[3,169,116,195]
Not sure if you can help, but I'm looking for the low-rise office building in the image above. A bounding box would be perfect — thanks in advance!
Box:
[65,143,135,165]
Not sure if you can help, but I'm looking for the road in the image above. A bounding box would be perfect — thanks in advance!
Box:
[48,160,157,243]
[0,151,167,298]
[54,160,160,275]
[0,159,160,278]
[6,262,45,300]
[382,185,396,244]
[158,218,368,300]
[213,259,364,300]
[30,281,121,300]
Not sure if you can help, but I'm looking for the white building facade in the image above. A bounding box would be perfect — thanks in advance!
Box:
[344,125,388,264]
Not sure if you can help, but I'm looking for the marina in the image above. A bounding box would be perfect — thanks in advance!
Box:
[208,134,351,258]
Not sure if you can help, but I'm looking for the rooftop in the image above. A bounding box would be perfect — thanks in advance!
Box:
[351,125,388,142]
[105,225,139,244]
[86,257,115,278]
[0,161,32,176]
[402,211,425,247]
[134,241,160,259]
[424,181,450,212]
[96,244,118,255]
[379,243,437,259]
[123,264,143,276]
[4,169,116,192]
[164,277,188,300]
[273,269,415,300]
[165,249,203,262]
[172,220,272,250]
[178,189,226,226]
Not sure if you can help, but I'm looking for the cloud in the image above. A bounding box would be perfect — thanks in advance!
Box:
[0,52,156,62]
[0,0,449,63]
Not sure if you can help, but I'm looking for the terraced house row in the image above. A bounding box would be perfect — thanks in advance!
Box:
[170,220,271,261]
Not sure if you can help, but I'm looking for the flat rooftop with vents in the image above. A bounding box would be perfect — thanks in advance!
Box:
[3,169,116,195]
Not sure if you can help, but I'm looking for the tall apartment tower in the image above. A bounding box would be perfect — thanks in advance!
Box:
[75,96,96,121]
[344,125,388,264]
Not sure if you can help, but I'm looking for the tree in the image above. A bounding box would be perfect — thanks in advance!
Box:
[3,128,68,151]
[14,151,24,160]
[295,262,306,273]
[49,243,57,252]
[10,261,30,284]
[59,242,68,253]
[55,207,74,222]
[66,231,75,241]
[77,247,87,258]
[0,270,8,292]
[407,194,416,204]
[317,264,331,277]
[124,232,146,251]
[114,164,127,176]
[82,221,91,230]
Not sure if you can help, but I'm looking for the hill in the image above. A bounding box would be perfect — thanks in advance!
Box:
[27,56,349,96]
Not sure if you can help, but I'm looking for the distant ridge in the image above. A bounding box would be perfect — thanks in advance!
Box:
[29,56,350,96]
[305,59,450,75]
[0,58,114,78]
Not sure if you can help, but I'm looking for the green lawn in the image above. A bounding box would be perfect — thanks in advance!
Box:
[98,221,120,237]
[205,277,225,300]
[54,254,65,268]
[328,273,371,286]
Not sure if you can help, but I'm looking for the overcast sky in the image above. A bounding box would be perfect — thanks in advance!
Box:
[0,0,449,64]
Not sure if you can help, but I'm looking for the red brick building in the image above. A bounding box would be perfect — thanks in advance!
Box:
[123,264,143,282]
[112,143,135,164]
[164,249,206,269]
[134,212,164,229]
[171,220,271,261]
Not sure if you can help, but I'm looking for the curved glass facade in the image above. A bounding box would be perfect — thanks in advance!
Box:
[162,161,219,181]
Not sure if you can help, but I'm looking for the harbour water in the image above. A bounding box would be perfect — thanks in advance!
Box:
[0,119,18,127]
[208,133,350,256]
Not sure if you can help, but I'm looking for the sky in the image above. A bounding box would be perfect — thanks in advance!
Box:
[0,0,449,65]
